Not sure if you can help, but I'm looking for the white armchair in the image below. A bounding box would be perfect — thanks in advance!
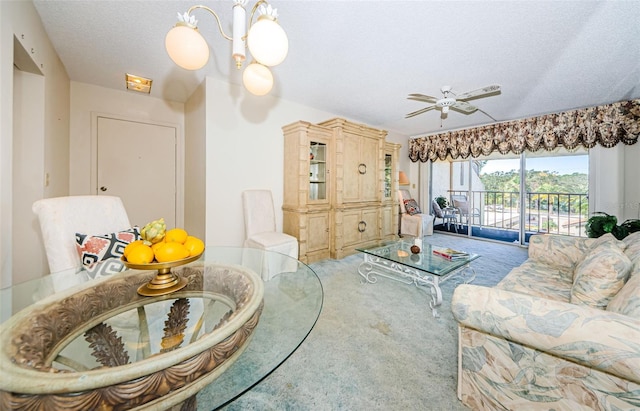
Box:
[397,189,434,238]
[242,190,299,280]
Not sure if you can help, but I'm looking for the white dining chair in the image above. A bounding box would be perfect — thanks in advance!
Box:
[32,195,132,275]
[242,190,299,280]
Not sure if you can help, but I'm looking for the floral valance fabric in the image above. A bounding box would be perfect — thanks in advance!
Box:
[409,99,640,162]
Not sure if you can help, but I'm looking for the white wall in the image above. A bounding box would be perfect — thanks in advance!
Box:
[623,143,640,220]
[1,0,70,290]
[184,82,206,240]
[589,143,640,222]
[12,68,47,282]
[202,77,376,246]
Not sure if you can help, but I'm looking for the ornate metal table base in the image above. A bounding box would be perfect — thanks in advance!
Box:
[357,254,476,317]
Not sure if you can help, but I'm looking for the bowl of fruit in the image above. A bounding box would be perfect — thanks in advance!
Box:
[122,218,205,296]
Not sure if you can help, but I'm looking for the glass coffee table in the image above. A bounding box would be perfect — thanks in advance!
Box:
[356,239,479,317]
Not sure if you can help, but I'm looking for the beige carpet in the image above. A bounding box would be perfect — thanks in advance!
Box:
[215,233,529,410]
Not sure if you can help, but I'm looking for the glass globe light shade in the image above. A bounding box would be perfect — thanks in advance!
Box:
[247,17,288,67]
[165,25,209,70]
[243,63,274,96]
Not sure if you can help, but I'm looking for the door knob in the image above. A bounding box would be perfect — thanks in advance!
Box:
[100,186,108,192]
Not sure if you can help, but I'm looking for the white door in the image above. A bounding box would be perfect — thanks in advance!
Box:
[97,117,177,229]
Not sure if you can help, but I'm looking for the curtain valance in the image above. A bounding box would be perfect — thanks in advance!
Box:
[409,99,640,162]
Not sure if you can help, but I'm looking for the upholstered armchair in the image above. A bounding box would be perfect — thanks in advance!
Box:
[397,189,434,238]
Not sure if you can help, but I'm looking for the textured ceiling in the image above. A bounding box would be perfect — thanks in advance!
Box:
[33,0,640,137]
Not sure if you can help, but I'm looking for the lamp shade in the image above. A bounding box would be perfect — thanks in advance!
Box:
[399,171,410,185]
[243,62,274,96]
[165,25,209,70]
[247,17,288,67]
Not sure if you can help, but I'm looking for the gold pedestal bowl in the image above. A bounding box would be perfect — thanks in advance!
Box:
[122,253,203,296]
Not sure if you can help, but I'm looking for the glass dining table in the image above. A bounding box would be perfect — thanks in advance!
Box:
[0,247,323,410]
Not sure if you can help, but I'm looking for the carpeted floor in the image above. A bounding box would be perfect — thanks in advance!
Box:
[218,233,529,410]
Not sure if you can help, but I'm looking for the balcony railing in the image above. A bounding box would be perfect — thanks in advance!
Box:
[447,190,589,237]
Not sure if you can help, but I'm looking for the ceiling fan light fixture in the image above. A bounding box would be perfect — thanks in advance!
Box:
[405,84,501,120]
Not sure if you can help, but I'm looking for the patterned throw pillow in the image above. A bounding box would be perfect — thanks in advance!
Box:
[571,241,632,309]
[607,262,640,318]
[403,199,422,215]
[75,227,140,278]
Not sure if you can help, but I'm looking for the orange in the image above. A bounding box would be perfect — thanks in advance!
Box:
[154,242,189,263]
[126,244,154,264]
[165,228,188,244]
[183,236,205,257]
[123,240,144,258]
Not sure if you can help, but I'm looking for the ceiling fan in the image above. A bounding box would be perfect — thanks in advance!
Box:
[405,84,500,120]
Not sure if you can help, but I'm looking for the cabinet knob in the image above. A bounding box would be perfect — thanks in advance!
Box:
[100,186,108,192]
[358,221,367,232]
[358,164,367,174]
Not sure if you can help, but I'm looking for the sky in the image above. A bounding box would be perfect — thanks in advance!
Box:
[480,155,589,175]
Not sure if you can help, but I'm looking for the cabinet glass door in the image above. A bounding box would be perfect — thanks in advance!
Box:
[309,142,327,201]
[384,154,392,198]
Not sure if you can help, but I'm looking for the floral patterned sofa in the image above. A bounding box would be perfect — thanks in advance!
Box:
[451,232,640,410]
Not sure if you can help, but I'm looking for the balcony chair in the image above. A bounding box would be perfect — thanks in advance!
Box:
[451,194,481,226]
[242,189,299,281]
[432,200,459,232]
[397,189,434,238]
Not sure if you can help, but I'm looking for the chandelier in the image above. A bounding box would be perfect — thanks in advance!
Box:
[165,0,289,96]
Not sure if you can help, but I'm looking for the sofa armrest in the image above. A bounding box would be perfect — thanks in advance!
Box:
[452,284,640,384]
[527,234,592,270]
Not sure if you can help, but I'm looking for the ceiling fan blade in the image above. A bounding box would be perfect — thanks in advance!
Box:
[405,106,436,118]
[456,84,501,100]
[451,101,478,114]
[407,94,437,103]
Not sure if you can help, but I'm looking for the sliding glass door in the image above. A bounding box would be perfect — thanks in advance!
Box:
[429,148,589,245]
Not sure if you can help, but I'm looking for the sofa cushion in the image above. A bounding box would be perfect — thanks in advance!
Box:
[607,261,640,318]
[623,231,640,267]
[571,241,632,309]
[496,260,573,302]
[585,232,627,251]
[527,234,592,279]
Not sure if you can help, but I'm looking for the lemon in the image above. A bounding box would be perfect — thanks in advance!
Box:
[183,236,205,257]
[126,244,154,264]
[151,238,165,254]
[154,242,189,263]
[165,228,188,244]
[123,240,144,258]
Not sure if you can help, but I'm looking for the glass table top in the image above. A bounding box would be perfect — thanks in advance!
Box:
[0,247,323,410]
[357,239,480,276]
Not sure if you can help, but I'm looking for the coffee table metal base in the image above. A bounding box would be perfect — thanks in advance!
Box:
[357,254,476,317]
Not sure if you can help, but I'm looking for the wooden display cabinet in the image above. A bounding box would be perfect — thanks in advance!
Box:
[282,121,332,263]
[283,118,398,263]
